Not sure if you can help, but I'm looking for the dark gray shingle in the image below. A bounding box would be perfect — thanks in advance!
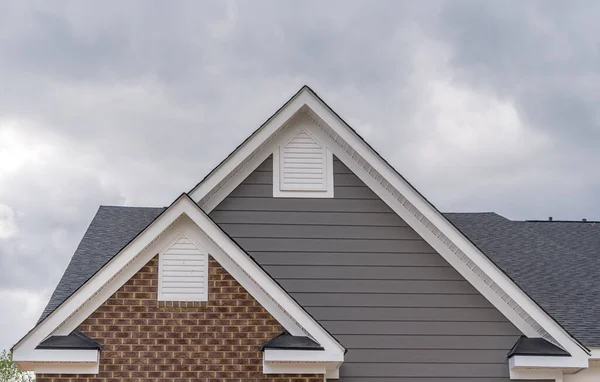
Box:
[446,212,600,347]
[37,330,102,350]
[38,206,164,323]
[261,331,323,351]
[507,336,570,358]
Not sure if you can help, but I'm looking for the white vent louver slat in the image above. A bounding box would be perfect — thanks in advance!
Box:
[280,130,327,191]
[159,235,208,301]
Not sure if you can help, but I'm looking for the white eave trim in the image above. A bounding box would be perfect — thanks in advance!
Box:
[263,349,344,363]
[187,86,588,360]
[509,355,588,369]
[14,349,100,374]
[262,349,342,379]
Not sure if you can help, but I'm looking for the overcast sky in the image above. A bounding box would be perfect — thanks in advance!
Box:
[1,0,599,351]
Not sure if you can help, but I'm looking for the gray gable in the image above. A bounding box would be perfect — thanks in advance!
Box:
[38,206,164,323]
[447,212,600,346]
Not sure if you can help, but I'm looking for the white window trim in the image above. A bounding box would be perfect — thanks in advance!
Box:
[157,233,209,302]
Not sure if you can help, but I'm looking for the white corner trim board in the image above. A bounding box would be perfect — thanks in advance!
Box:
[188,86,589,367]
[12,194,344,373]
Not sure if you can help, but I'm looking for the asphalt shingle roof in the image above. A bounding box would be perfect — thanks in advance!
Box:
[260,331,323,351]
[38,206,164,323]
[37,330,102,350]
[507,336,570,358]
[446,212,600,346]
[38,207,600,347]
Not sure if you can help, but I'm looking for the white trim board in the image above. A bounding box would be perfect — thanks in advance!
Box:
[187,86,589,364]
[13,194,344,369]
[14,349,100,375]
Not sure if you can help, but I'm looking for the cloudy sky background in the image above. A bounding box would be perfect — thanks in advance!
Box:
[1,0,599,351]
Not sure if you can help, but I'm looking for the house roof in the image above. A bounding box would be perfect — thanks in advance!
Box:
[39,207,600,347]
[507,336,570,358]
[36,330,102,350]
[446,212,600,347]
[261,331,324,351]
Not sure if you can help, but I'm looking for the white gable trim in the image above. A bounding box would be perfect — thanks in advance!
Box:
[188,86,589,366]
[13,194,344,370]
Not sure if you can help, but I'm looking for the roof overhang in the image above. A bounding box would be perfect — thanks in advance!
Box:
[13,193,344,376]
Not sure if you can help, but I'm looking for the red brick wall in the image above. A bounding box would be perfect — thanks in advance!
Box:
[36,256,322,382]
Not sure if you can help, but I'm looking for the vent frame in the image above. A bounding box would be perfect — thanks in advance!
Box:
[273,128,334,198]
[157,234,208,302]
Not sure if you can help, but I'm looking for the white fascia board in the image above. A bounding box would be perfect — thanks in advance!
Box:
[509,355,588,369]
[263,349,344,363]
[588,348,600,359]
[189,88,314,203]
[14,194,344,360]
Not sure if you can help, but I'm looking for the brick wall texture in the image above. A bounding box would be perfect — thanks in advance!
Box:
[36,256,322,382]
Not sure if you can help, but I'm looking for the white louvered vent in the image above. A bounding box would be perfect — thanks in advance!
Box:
[274,129,333,197]
[281,130,326,191]
[158,235,208,301]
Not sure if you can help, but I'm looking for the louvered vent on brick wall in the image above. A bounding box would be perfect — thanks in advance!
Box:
[158,235,208,301]
[280,130,327,191]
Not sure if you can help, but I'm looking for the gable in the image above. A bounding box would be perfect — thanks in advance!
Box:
[211,156,526,381]
[189,86,590,371]
[14,195,344,377]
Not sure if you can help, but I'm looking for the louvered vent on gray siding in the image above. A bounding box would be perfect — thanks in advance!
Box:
[158,235,208,301]
[280,130,327,191]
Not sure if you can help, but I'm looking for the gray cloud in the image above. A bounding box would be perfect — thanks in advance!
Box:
[0,0,598,350]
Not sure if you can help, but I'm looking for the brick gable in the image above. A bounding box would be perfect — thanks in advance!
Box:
[36,256,322,382]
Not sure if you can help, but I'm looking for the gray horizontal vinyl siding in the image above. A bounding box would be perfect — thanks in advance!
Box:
[211,156,528,381]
